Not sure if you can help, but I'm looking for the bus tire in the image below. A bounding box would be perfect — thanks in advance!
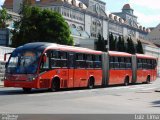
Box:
[88,77,94,89]
[146,76,150,84]
[124,77,129,86]
[23,88,31,93]
[49,78,60,92]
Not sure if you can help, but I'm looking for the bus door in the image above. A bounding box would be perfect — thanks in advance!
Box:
[74,53,87,87]
[68,53,75,88]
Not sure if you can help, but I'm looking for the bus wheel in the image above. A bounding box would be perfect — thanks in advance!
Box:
[146,76,150,84]
[124,77,129,86]
[49,78,60,92]
[23,88,31,93]
[88,78,94,89]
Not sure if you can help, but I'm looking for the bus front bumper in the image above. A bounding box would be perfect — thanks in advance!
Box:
[4,80,39,89]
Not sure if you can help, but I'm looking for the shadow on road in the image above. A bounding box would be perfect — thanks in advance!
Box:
[0,82,150,96]
[0,89,25,96]
[152,100,160,107]
[0,87,92,96]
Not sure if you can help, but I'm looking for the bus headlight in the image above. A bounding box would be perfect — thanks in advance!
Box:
[28,75,37,81]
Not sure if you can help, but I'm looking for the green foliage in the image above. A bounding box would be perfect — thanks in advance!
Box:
[11,3,73,47]
[109,33,115,51]
[136,40,144,54]
[117,36,126,52]
[95,34,106,52]
[121,36,126,52]
[126,37,135,54]
[0,8,12,28]
[117,36,122,51]
[113,36,117,51]
[109,34,143,54]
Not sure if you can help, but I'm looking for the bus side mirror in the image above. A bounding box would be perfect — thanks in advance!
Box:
[4,53,11,62]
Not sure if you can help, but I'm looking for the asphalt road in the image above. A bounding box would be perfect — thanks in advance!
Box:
[0,78,160,114]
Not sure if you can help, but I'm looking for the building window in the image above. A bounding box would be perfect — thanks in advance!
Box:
[71,24,76,28]
[77,26,83,31]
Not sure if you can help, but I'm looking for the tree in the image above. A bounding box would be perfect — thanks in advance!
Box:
[95,34,106,52]
[113,36,117,51]
[0,8,12,28]
[136,40,144,54]
[11,3,73,47]
[121,36,126,52]
[117,36,126,52]
[109,33,115,51]
[117,36,121,50]
[126,37,135,54]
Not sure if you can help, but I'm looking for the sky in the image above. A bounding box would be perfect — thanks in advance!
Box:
[0,0,159,28]
[105,0,160,28]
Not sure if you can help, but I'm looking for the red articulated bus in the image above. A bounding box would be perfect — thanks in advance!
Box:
[135,54,157,83]
[4,42,157,92]
[107,51,133,86]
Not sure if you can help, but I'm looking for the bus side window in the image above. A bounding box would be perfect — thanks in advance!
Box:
[75,53,86,69]
[142,59,147,69]
[68,53,75,68]
[147,59,151,69]
[59,51,67,68]
[137,58,142,69]
[50,51,67,68]
[93,55,102,69]
[51,51,60,68]
[86,54,93,68]
[150,59,153,69]
[126,57,131,69]
[51,50,59,59]
[151,59,154,69]
[119,57,125,69]
[114,57,119,69]
[109,56,114,69]
[153,59,157,69]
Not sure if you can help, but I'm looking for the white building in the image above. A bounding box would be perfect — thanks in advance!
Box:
[1,0,160,76]
[3,0,150,50]
[146,24,160,47]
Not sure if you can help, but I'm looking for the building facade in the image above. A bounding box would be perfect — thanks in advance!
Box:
[0,10,19,46]
[1,0,160,76]
[3,0,150,49]
[146,24,160,47]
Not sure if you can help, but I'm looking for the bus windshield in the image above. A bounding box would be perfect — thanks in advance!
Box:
[6,50,42,74]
